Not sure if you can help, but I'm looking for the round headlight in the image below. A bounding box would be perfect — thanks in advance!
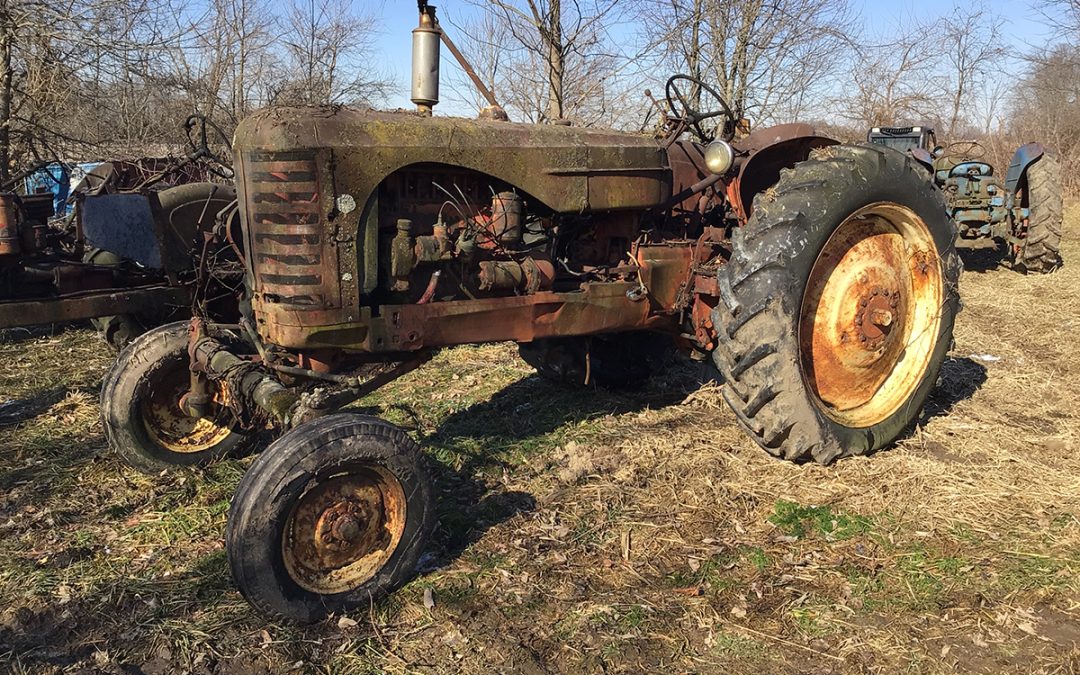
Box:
[704,140,735,174]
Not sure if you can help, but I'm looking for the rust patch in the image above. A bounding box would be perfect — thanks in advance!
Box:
[140,357,234,454]
[244,151,330,308]
[799,203,944,428]
[282,467,407,594]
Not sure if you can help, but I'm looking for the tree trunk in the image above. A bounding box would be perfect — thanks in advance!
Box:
[236,0,247,118]
[0,13,13,183]
[689,0,702,110]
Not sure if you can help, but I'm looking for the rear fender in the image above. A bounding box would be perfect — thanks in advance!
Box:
[1004,142,1045,193]
[728,124,838,222]
[909,148,935,173]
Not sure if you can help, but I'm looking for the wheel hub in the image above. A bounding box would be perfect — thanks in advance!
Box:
[140,364,233,454]
[312,490,384,564]
[282,469,407,594]
[854,287,900,347]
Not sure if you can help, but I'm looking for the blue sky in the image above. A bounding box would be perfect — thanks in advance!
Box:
[366,0,1063,118]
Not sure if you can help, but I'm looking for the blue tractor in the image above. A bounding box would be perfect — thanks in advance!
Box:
[867,126,1063,273]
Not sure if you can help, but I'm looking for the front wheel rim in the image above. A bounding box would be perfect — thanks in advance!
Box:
[799,202,944,428]
[281,466,408,595]
[139,363,234,454]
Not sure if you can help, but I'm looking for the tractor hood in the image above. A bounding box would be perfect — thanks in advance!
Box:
[233,106,672,214]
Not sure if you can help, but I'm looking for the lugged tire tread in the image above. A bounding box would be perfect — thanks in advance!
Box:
[711,144,961,464]
[1018,153,1063,273]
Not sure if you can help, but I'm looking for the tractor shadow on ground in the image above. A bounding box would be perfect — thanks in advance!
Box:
[0,550,254,673]
[957,245,1008,273]
[0,386,71,428]
[919,356,987,425]
[427,357,706,470]
[401,357,710,571]
[0,356,990,672]
[0,323,87,346]
[0,383,106,513]
[424,465,538,573]
[0,461,543,672]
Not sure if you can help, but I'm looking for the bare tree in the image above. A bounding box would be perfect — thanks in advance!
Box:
[275,0,389,106]
[1009,45,1080,193]
[443,10,506,115]
[636,0,856,125]
[1038,0,1080,37]
[0,0,401,183]
[463,0,627,125]
[154,0,277,125]
[941,5,1005,137]
[836,16,945,129]
[0,0,180,180]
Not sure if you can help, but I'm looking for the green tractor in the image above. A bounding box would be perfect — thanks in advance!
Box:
[867,126,1063,272]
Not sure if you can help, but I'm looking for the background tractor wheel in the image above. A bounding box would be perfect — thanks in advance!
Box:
[518,332,677,388]
[712,144,961,464]
[227,413,436,623]
[1015,153,1063,273]
[85,182,239,349]
[101,321,249,472]
[84,248,157,350]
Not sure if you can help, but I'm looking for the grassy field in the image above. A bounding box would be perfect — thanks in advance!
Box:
[1,211,1079,674]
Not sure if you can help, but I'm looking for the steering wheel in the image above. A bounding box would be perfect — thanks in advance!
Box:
[185,114,234,178]
[941,140,985,161]
[664,75,736,143]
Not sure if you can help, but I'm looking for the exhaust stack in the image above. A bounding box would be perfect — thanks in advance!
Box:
[411,2,441,116]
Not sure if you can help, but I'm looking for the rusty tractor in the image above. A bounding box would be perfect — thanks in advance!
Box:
[0,117,242,348]
[868,126,1063,272]
[102,3,960,622]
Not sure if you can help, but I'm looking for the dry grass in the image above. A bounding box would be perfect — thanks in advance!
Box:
[1,210,1080,674]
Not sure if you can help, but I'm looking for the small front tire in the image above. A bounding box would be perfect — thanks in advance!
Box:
[226,413,436,623]
[101,321,248,472]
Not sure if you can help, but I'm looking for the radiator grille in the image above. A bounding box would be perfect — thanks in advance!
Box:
[245,150,326,306]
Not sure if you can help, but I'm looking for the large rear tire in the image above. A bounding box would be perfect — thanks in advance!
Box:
[1015,153,1063,273]
[712,144,961,464]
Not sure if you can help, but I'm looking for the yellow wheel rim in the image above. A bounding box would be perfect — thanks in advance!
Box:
[139,365,234,454]
[799,203,943,428]
[281,467,407,594]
